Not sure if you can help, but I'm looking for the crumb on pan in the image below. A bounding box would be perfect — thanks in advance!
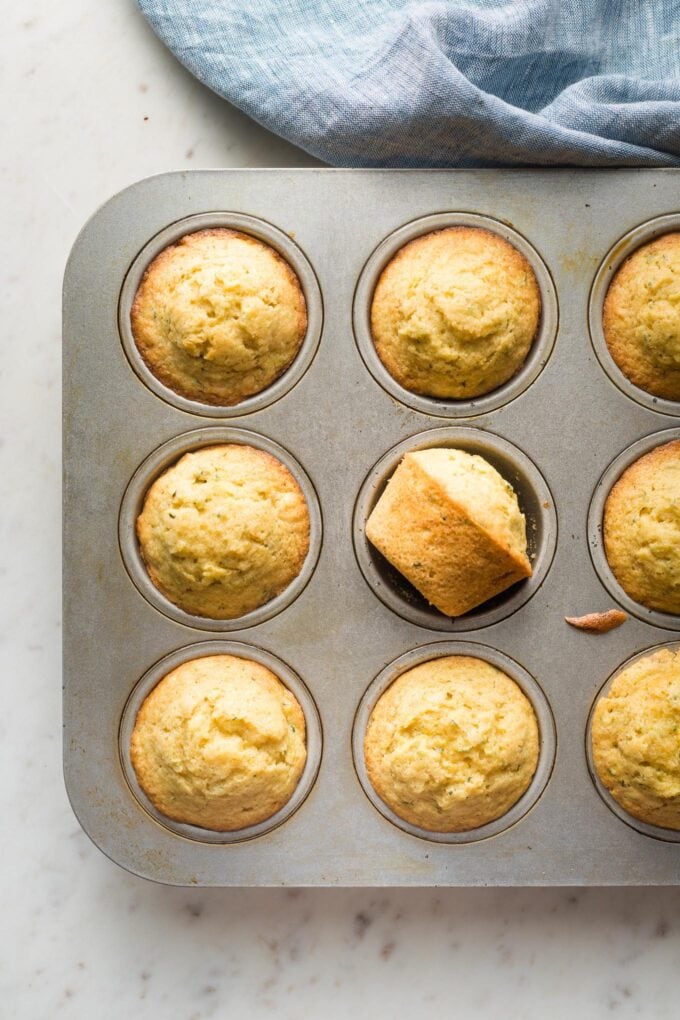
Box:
[565,609,628,632]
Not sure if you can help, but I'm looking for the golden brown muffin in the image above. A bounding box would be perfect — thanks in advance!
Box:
[365,447,532,617]
[131,228,307,405]
[364,655,539,832]
[136,444,310,619]
[370,226,541,399]
[603,233,680,401]
[592,646,680,830]
[603,440,680,615]
[130,654,307,831]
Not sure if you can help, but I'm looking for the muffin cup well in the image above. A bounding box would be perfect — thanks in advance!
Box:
[352,641,556,844]
[587,427,680,631]
[118,212,323,417]
[585,642,680,844]
[119,427,322,632]
[352,212,558,418]
[589,212,680,416]
[119,640,323,844]
[353,427,557,631]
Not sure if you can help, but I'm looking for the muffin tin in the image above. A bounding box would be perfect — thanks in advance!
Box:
[63,169,680,885]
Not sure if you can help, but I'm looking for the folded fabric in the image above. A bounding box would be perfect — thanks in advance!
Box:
[137,0,680,166]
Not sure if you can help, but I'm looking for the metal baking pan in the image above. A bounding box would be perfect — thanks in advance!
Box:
[63,168,680,885]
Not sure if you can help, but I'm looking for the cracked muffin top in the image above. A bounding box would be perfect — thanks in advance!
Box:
[364,655,539,832]
[370,226,541,400]
[136,444,310,620]
[592,646,680,831]
[603,232,680,401]
[130,653,307,831]
[131,228,307,405]
[603,440,680,615]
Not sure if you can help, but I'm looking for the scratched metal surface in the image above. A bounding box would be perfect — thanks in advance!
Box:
[63,169,680,885]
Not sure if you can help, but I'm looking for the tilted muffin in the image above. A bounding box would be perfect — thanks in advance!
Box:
[592,646,680,830]
[603,233,680,401]
[365,447,532,617]
[130,654,307,831]
[603,440,680,615]
[131,228,307,406]
[364,655,539,832]
[370,227,541,399]
[136,444,310,619]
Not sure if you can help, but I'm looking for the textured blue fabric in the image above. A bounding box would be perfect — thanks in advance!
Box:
[137,1,680,166]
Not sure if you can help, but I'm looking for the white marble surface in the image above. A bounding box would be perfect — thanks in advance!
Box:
[2,2,679,1016]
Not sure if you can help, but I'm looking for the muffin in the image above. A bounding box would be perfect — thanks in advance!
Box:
[131,228,307,405]
[130,654,307,831]
[365,447,532,617]
[603,440,680,615]
[364,655,539,832]
[603,233,680,401]
[370,227,541,399]
[592,646,680,830]
[136,444,310,619]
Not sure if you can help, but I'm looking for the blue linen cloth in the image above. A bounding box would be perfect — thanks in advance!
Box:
[137,1,680,166]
